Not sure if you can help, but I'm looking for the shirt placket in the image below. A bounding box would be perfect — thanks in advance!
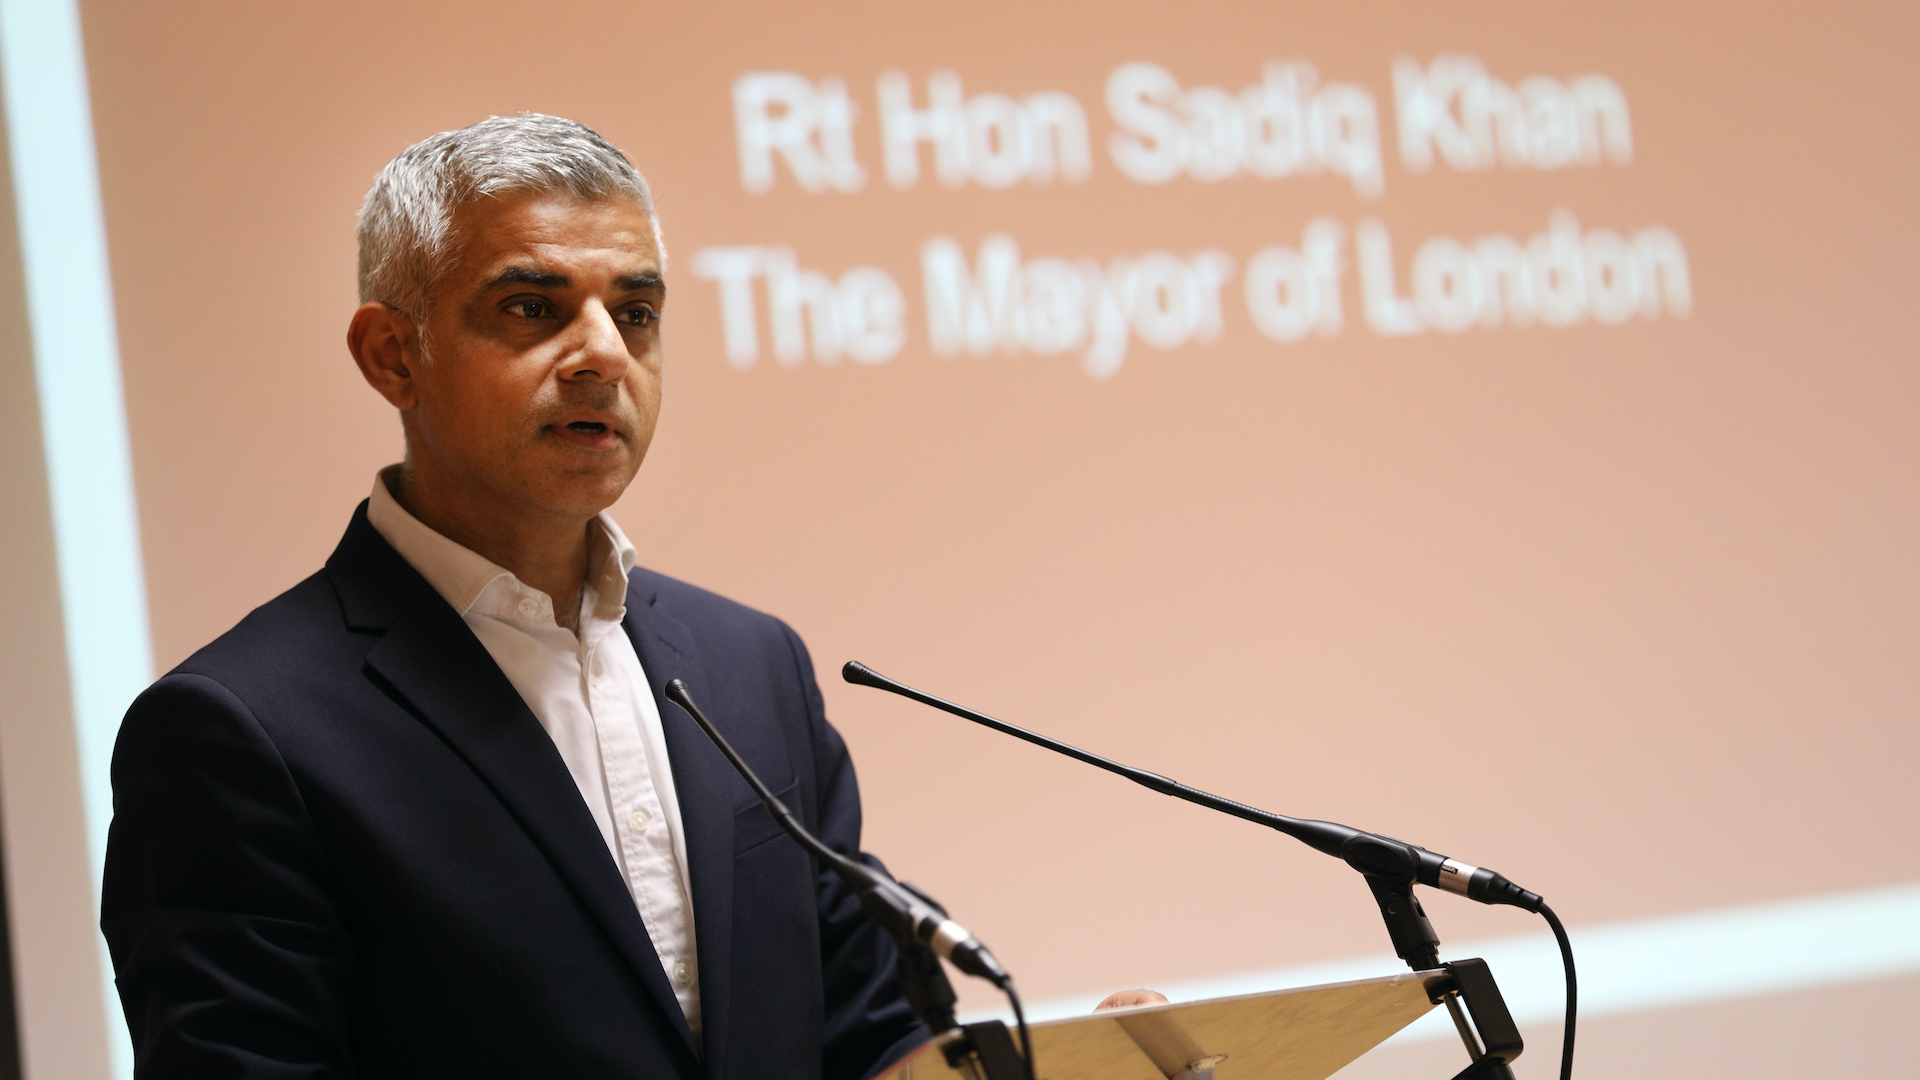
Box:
[583,622,697,1008]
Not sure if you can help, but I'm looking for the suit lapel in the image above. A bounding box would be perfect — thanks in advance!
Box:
[328,505,700,1062]
[624,577,739,1080]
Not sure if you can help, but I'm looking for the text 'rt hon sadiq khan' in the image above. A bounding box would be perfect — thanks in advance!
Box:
[99,114,1162,1078]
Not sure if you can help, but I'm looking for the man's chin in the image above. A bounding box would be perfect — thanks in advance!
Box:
[526,464,639,519]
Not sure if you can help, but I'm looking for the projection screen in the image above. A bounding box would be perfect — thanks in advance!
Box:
[3,0,1915,1075]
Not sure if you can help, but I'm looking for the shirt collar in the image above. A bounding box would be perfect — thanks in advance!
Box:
[366,465,636,620]
[583,506,639,621]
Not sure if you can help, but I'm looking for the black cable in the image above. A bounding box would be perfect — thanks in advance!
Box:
[1539,903,1576,1080]
[1003,981,1035,1080]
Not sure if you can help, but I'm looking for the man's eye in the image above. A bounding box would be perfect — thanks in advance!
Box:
[507,300,550,319]
[622,306,659,328]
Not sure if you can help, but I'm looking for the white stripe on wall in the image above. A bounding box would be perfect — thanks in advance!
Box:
[983,880,1920,1046]
[0,0,152,1074]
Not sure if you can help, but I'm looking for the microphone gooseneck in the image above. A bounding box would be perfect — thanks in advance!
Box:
[841,661,1573,1080]
[662,679,1012,988]
[840,661,1543,912]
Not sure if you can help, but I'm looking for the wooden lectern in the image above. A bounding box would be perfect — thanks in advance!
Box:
[876,969,1453,1080]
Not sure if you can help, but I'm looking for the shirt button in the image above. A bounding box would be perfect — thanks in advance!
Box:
[516,598,539,617]
[629,808,651,833]
[672,960,691,986]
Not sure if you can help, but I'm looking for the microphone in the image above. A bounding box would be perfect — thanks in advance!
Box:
[840,661,1542,913]
[662,679,1011,987]
[842,662,1580,1080]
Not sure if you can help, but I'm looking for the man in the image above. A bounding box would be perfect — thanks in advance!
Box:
[101,114,928,1079]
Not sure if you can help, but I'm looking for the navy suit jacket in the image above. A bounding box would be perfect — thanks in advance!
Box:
[101,504,928,1079]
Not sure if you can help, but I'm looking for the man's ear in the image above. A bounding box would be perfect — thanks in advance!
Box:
[348,302,423,410]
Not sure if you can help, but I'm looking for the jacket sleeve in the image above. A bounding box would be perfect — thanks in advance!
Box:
[101,673,356,1079]
[780,625,931,1080]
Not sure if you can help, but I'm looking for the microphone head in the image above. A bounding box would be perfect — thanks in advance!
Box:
[664,679,693,709]
[842,661,884,688]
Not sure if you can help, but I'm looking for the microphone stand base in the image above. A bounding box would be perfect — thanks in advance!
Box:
[1447,1058,1519,1080]
[1427,957,1525,1080]
[939,1020,1028,1080]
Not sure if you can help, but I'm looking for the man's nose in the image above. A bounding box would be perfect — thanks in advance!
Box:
[555,301,632,383]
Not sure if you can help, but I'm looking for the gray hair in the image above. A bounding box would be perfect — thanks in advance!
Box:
[357,113,661,320]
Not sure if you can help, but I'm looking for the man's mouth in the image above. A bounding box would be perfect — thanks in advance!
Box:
[567,421,608,435]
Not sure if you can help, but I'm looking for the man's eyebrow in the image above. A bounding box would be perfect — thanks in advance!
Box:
[616,271,665,293]
[486,266,569,289]
[481,266,662,293]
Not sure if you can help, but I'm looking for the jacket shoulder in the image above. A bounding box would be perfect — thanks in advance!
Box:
[164,569,357,691]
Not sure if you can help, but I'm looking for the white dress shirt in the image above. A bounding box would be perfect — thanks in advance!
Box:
[367,469,701,1035]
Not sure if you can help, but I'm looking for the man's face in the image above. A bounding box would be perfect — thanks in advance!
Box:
[401,190,664,521]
